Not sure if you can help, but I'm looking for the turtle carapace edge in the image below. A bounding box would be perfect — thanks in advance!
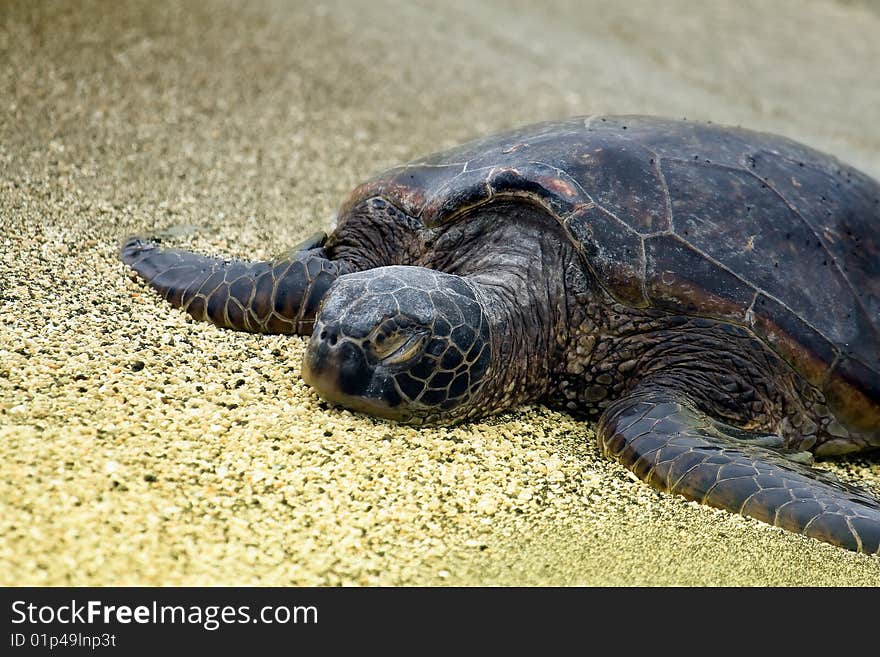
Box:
[120,115,880,555]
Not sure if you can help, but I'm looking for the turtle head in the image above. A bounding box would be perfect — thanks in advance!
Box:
[301,266,492,425]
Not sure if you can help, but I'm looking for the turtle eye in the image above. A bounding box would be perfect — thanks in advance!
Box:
[371,330,428,365]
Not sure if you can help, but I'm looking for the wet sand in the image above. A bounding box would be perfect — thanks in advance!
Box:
[1,0,879,585]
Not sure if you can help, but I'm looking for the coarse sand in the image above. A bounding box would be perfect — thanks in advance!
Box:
[2,0,879,585]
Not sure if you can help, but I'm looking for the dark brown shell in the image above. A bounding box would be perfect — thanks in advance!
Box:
[339,116,880,431]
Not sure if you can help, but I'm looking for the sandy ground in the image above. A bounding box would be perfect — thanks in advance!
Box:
[2,0,880,586]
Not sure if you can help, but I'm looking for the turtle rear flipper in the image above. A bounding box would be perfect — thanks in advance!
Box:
[597,385,880,554]
[120,237,349,335]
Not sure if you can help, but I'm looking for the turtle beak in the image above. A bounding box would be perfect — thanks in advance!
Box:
[301,323,406,419]
[302,325,369,397]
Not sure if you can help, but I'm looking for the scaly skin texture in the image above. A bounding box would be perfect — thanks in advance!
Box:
[555,295,826,450]
[598,387,880,554]
[302,266,494,424]
[120,236,350,335]
[120,116,880,554]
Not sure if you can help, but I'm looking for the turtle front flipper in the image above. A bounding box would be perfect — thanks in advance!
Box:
[120,236,350,335]
[597,385,880,554]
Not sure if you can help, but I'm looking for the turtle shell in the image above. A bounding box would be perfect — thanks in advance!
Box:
[338,116,880,432]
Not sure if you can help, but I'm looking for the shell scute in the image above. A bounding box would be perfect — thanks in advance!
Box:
[644,234,756,323]
[605,116,758,169]
[748,151,880,366]
[566,204,648,307]
[749,293,838,387]
[421,162,588,225]
[664,157,863,353]
[559,132,671,234]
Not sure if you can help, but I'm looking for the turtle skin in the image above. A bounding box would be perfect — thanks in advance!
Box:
[120,115,880,554]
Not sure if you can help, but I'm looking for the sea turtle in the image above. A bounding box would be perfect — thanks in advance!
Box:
[120,115,880,554]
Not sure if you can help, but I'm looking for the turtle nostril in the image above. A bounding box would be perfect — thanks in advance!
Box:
[318,326,340,346]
